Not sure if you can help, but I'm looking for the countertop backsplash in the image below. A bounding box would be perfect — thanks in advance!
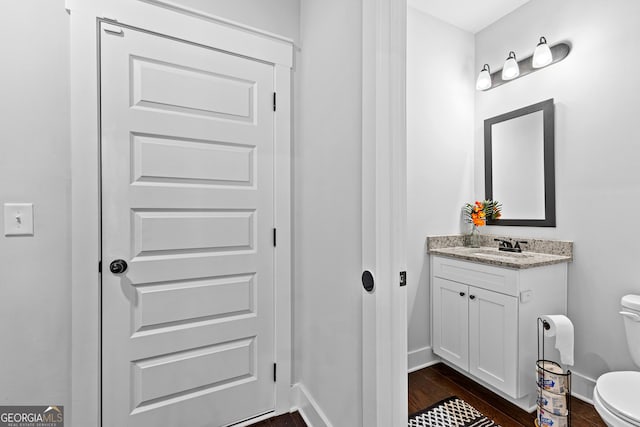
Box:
[426,234,573,258]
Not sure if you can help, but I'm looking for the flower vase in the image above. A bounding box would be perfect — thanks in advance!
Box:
[467,225,481,248]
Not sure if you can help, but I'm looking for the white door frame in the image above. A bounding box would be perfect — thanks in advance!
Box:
[69,2,293,425]
[362,0,408,426]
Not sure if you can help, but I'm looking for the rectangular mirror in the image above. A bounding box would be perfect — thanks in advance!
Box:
[484,98,556,227]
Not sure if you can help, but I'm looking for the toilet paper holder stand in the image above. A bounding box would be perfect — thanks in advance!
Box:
[537,317,572,426]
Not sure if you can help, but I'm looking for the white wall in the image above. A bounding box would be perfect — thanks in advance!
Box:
[406,8,475,364]
[165,0,300,42]
[475,0,640,388]
[0,1,71,407]
[295,0,363,424]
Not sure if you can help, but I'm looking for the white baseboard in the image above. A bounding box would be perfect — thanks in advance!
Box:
[570,370,597,404]
[408,346,440,373]
[291,383,333,427]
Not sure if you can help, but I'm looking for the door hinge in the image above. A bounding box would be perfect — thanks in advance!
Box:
[273,228,277,247]
[273,363,277,382]
[273,92,277,111]
[98,261,102,273]
[400,271,407,287]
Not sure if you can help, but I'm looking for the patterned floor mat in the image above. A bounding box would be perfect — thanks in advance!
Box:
[409,397,501,427]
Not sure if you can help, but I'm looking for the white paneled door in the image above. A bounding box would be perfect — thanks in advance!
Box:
[100,23,275,427]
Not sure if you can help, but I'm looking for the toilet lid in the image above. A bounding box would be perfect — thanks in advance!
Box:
[597,371,640,424]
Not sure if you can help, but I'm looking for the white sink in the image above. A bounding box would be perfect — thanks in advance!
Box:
[472,249,533,259]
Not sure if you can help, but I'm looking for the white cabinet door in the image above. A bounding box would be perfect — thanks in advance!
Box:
[468,286,518,397]
[432,277,469,371]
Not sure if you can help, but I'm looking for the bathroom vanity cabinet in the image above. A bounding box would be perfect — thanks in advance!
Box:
[430,255,569,410]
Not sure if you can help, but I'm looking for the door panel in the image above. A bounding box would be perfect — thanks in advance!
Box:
[133,274,255,332]
[468,286,518,397]
[132,135,254,186]
[132,210,255,255]
[432,277,469,371]
[131,56,256,120]
[101,23,275,427]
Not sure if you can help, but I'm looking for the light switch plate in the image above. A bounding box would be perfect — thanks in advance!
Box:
[4,203,34,236]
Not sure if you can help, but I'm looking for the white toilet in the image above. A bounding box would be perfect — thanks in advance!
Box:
[593,294,640,426]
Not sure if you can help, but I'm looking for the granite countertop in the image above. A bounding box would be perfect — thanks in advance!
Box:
[427,235,573,269]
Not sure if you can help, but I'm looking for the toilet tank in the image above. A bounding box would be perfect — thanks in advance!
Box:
[621,294,640,368]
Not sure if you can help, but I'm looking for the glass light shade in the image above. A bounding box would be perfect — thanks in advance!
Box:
[502,51,520,80]
[533,37,553,68]
[476,64,492,90]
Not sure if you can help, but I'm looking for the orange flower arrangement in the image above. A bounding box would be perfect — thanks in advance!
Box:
[463,200,502,227]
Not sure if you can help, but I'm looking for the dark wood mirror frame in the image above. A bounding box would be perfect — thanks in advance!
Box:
[484,98,556,227]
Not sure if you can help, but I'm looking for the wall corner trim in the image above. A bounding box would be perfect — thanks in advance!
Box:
[408,346,440,373]
[291,383,333,427]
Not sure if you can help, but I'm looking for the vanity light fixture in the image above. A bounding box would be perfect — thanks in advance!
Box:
[476,37,571,91]
[502,51,520,80]
[476,64,492,90]
[532,36,553,68]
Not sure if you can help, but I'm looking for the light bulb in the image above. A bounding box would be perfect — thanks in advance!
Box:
[533,36,553,68]
[502,51,520,80]
[476,64,492,91]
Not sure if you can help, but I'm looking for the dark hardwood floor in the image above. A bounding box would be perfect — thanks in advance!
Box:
[256,362,607,426]
[410,363,607,426]
[249,411,306,427]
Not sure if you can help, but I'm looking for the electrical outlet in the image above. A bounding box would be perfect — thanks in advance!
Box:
[520,290,533,303]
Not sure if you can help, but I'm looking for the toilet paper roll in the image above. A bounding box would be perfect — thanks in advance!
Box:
[541,315,574,366]
[537,406,568,427]
[536,360,569,394]
[537,388,568,415]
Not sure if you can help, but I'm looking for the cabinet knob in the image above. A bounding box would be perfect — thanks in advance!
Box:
[459,292,466,297]
[469,295,476,300]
